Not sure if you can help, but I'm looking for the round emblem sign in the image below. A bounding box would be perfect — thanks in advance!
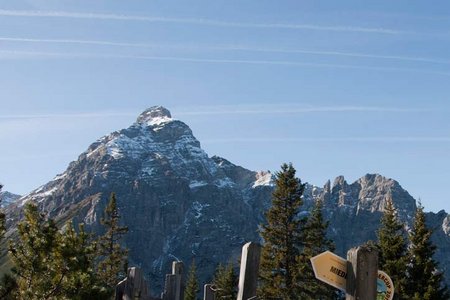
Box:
[377,270,394,300]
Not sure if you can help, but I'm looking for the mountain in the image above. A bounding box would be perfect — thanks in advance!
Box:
[4,106,450,294]
[0,191,21,208]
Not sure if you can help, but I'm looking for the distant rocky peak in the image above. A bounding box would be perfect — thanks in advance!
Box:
[357,173,398,188]
[136,106,173,126]
[332,176,348,190]
[0,191,21,207]
[354,174,417,215]
[323,180,331,192]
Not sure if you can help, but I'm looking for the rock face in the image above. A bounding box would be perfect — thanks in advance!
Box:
[0,191,21,208]
[5,106,450,293]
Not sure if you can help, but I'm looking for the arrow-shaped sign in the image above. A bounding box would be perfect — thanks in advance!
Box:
[310,250,347,291]
[310,251,394,300]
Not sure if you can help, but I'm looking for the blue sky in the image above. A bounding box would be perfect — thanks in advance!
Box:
[1,1,450,212]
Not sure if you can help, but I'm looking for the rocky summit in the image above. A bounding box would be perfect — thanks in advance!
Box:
[4,106,450,294]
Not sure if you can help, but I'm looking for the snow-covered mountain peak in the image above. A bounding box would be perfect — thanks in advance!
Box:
[136,106,173,126]
[85,106,201,161]
[68,106,219,185]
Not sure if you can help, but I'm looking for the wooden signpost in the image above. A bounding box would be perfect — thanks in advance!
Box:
[237,242,261,300]
[311,246,394,300]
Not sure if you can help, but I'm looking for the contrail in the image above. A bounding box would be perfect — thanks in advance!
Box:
[0,105,430,121]
[0,9,406,34]
[202,137,450,144]
[1,50,449,76]
[0,37,158,48]
[1,36,448,65]
[0,112,136,120]
[221,45,450,65]
[174,105,429,115]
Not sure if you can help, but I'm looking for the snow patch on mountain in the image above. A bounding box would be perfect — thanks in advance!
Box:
[18,185,57,207]
[147,116,173,127]
[53,173,67,181]
[443,215,450,236]
[192,201,210,219]
[189,181,208,189]
[215,178,235,188]
[253,171,274,188]
[32,186,57,200]
[104,127,154,159]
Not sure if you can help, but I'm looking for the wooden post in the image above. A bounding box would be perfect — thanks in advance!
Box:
[161,261,185,300]
[345,245,378,300]
[237,242,261,300]
[115,267,151,300]
[172,261,185,300]
[203,284,215,300]
[162,274,178,300]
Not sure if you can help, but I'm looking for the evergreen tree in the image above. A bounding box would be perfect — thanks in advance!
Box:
[97,192,129,290]
[58,222,111,300]
[407,203,449,300]
[259,163,305,300]
[213,262,237,299]
[8,202,60,299]
[0,184,5,241]
[376,199,408,300]
[0,274,18,300]
[184,260,199,300]
[0,184,16,299]
[299,199,336,299]
[9,202,111,299]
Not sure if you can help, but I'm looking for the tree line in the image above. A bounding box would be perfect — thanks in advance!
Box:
[0,186,128,300]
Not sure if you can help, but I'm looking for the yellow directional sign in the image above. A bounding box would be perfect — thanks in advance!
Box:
[310,250,347,291]
[310,251,395,299]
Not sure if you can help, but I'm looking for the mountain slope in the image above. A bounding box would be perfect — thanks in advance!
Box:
[4,106,450,293]
[0,191,20,208]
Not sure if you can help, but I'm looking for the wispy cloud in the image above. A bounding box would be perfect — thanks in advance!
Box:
[0,104,431,121]
[202,137,450,144]
[221,46,450,65]
[0,9,405,34]
[0,152,78,162]
[0,37,156,48]
[174,104,430,115]
[1,49,449,76]
[2,37,449,65]
[0,111,136,120]
[0,50,83,59]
